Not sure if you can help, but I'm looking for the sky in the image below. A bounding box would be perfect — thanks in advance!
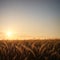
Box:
[0,0,60,40]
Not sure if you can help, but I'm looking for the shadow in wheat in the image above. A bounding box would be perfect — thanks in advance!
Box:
[15,44,36,60]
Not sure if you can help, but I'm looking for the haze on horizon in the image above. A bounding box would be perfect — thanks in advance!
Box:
[0,0,60,40]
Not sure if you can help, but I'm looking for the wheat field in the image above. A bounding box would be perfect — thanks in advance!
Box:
[0,39,60,60]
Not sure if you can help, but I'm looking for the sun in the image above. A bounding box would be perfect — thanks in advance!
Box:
[7,31,12,37]
[4,30,18,40]
[6,31,13,40]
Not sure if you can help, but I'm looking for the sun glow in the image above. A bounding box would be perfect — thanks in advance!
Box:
[6,31,13,40]
[7,32,12,37]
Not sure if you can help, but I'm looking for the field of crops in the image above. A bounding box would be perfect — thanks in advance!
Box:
[0,39,60,60]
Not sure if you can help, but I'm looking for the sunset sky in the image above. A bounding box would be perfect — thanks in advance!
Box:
[0,0,60,40]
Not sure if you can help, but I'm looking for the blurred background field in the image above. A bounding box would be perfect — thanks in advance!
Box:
[0,39,60,60]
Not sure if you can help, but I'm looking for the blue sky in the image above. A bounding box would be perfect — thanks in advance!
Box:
[0,0,60,39]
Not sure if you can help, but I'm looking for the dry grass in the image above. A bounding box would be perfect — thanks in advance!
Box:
[0,39,60,60]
